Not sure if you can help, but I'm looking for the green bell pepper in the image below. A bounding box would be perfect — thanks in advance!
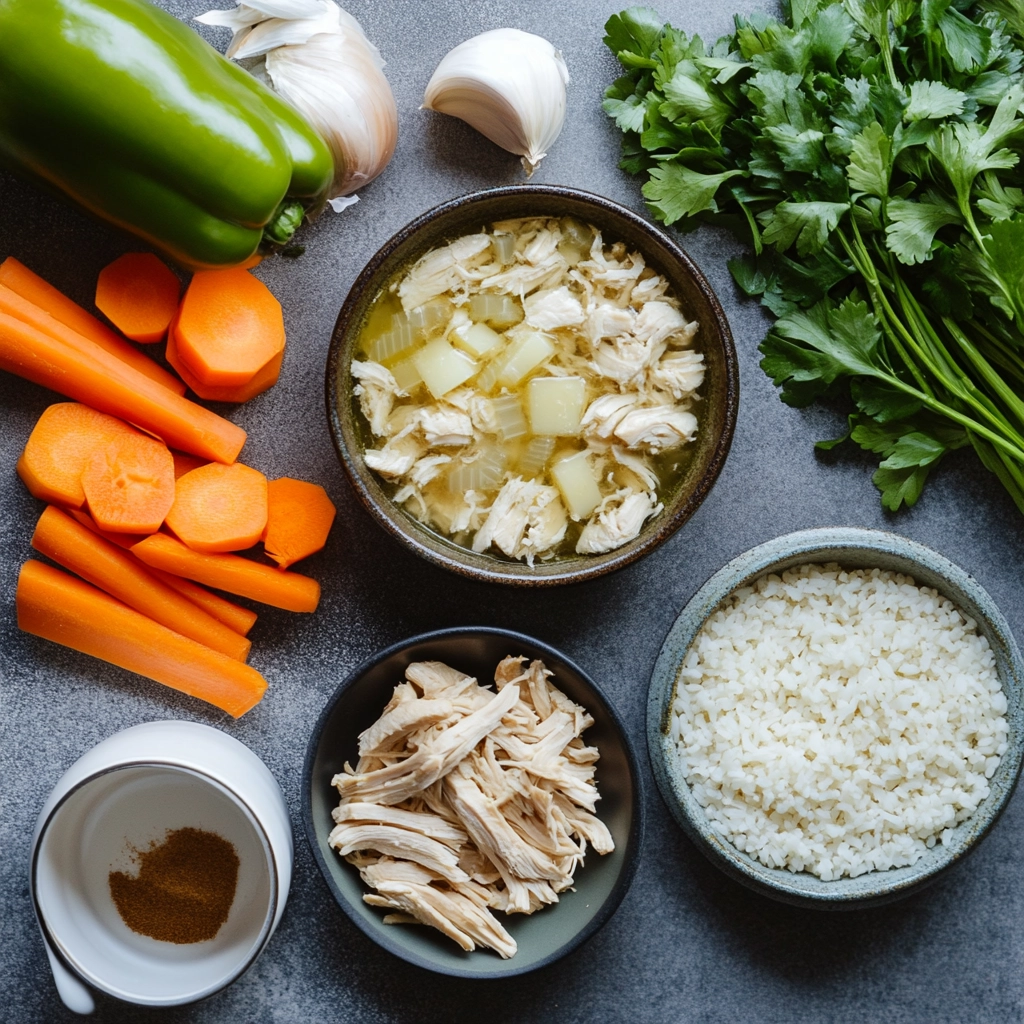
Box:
[0,0,334,268]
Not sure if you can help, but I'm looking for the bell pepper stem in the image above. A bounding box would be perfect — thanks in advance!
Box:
[261,200,305,250]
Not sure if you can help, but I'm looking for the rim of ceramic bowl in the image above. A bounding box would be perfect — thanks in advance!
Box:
[646,527,1024,909]
[30,761,279,1007]
[324,184,739,586]
[301,626,645,978]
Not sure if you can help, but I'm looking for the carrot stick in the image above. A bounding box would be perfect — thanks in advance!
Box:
[17,402,138,508]
[32,506,251,662]
[67,508,258,636]
[17,560,267,717]
[174,269,285,387]
[151,569,258,636]
[0,259,185,394]
[167,325,283,402]
[166,463,268,553]
[132,533,320,612]
[264,478,337,569]
[95,253,181,344]
[0,310,246,463]
[82,432,176,533]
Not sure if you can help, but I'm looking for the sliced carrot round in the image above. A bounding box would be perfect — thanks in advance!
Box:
[95,253,181,344]
[17,402,138,508]
[166,324,282,403]
[82,432,176,533]
[166,462,269,553]
[174,269,285,387]
[263,478,337,569]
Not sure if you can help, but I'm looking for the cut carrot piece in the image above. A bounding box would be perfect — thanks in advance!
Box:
[132,533,320,612]
[66,507,150,549]
[171,450,207,479]
[0,259,185,395]
[175,269,285,387]
[32,506,251,662]
[166,325,283,403]
[264,478,337,569]
[67,508,257,636]
[17,403,137,507]
[95,253,181,344]
[151,569,258,636]
[17,560,266,717]
[0,311,246,463]
[82,432,175,533]
[166,463,268,553]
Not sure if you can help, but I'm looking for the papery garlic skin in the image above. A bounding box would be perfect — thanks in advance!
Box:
[423,29,570,175]
[198,2,398,199]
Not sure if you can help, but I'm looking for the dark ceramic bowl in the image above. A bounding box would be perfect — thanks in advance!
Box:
[303,627,642,978]
[325,185,738,585]
[647,528,1024,909]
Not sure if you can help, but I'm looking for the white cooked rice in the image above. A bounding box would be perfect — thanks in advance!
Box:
[671,563,1009,880]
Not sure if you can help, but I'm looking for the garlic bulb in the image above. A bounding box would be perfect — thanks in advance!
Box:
[423,29,570,176]
[197,1,398,201]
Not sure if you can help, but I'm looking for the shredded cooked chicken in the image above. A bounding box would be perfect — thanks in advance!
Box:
[353,217,704,561]
[329,656,614,959]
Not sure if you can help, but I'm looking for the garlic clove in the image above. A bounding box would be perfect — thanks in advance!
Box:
[422,28,570,176]
[227,5,340,59]
[266,15,397,196]
[200,1,398,200]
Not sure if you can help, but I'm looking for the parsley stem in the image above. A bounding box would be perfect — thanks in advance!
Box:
[837,227,1024,460]
[943,317,1024,432]
[839,225,932,395]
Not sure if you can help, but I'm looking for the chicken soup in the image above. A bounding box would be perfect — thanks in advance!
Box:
[351,217,705,563]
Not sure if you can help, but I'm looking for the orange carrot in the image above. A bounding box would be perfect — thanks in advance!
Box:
[166,463,268,553]
[32,506,251,662]
[264,478,337,569]
[67,508,257,636]
[95,253,181,344]
[167,326,283,403]
[17,402,137,507]
[17,560,266,717]
[0,260,185,395]
[82,431,176,533]
[132,533,320,612]
[174,269,285,387]
[0,311,246,463]
[151,569,258,636]
[171,450,207,479]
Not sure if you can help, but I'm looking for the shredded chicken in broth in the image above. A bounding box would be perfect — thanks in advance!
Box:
[351,217,705,563]
[329,657,614,959]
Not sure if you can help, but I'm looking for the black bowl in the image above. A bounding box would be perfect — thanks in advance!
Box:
[302,627,643,978]
[325,185,739,586]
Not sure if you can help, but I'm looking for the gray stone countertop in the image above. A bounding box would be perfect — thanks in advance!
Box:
[2,1,1023,1022]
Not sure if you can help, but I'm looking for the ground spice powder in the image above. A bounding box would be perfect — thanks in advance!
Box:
[109,827,239,944]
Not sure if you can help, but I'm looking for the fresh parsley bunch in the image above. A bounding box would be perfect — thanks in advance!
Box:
[604,0,1024,512]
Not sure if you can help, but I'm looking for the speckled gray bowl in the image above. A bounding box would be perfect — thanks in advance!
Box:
[647,527,1024,909]
[325,185,738,586]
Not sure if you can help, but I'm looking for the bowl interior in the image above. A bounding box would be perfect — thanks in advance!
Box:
[304,628,642,977]
[647,528,1024,908]
[326,186,738,585]
[34,765,275,1004]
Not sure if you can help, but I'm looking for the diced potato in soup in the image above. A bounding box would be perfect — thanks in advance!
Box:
[413,339,478,399]
[551,451,603,520]
[527,376,586,436]
[350,217,706,563]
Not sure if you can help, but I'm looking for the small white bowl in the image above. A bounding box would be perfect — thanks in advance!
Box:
[30,721,292,1012]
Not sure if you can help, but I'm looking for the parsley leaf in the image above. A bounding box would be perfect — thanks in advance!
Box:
[641,164,747,223]
[761,201,849,255]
